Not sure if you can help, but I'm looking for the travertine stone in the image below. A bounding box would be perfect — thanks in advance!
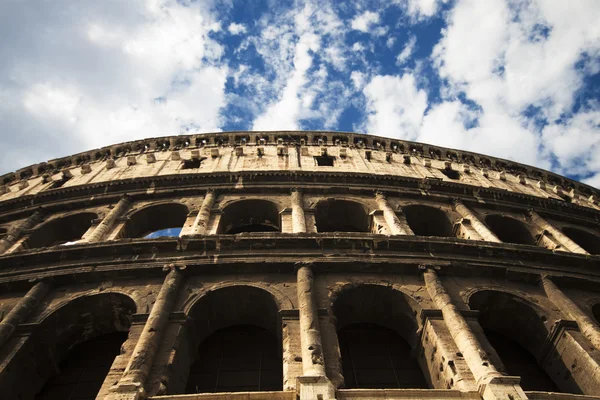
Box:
[0,279,53,349]
[453,201,500,243]
[110,267,185,398]
[291,189,306,234]
[541,276,600,351]
[85,195,132,243]
[529,211,589,254]
[375,192,409,235]
[190,190,216,235]
[0,209,44,254]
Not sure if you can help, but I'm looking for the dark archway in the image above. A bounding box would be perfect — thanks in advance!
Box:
[183,286,282,394]
[26,212,97,249]
[315,199,370,233]
[562,227,600,255]
[218,200,280,234]
[402,205,454,237]
[469,290,572,393]
[0,293,136,400]
[36,332,128,400]
[120,203,189,238]
[332,285,428,389]
[186,325,281,393]
[484,215,536,245]
[338,323,428,389]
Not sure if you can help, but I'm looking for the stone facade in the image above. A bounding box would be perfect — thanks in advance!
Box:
[0,131,599,400]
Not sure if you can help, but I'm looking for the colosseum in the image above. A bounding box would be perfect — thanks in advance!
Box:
[0,131,599,400]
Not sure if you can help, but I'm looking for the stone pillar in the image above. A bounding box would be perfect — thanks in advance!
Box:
[296,263,335,400]
[375,192,410,235]
[529,211,588,254]
[84,195,132,243]
[0,279,53,349]
[291,189,307,233]
[108,266,185,400]
[541,276,600,351]
[191,190,215,235]
[423,268,527,400]
[453,200,501,243]
[0,209,44,254]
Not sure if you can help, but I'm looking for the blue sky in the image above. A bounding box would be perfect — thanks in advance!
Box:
[0,0,599,187]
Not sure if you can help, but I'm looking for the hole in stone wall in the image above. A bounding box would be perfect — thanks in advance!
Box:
[186,325,281,394]
[484,215,536,245]
[402,205,454,237]
[315,199,370,233]
[36,332,128,400]
[25,212,97,249]
[218,200,280,234]
[562,227,600,255]
[314,156,335,166]
[441,168,460,180]
[593,304,600,325]
[182,158,204,169]
[48,174,72,189]
[120,203,188,239]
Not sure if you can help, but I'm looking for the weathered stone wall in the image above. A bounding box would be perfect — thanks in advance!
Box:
[0,132,599,400]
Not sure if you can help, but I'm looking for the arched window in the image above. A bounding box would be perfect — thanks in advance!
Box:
[0,293,136,399]
[120,203,188,238]
[332,285,428,389]
[469,290,573,393]
[184,286,282,394]
[218,200,280,234]
[26,212,97,249]
[562,227,600,255]
[484,215,535,245]
[315,199,370,233]
[402,205,454,237]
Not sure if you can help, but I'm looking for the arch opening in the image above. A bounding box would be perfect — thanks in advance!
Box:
[315,199,370,233]
[402,205,454,237]
[0,293,136,400]
[26,212,97,249]
[218,200,280,234]
[185,286,282,394]
[562,227,600,255]
[484,215,536,245]
[186,325,281,393]
[469,290,571,393]
[36,332,128,400]
[121,203,188,238]
[332,285,428,389]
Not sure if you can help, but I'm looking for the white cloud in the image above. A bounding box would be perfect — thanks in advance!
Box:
[363,74,428,141]
[396,35,417,65]
[351,11,380,33]
[0,0,228,173]
[350,71,366,90]
[228,22,247,35]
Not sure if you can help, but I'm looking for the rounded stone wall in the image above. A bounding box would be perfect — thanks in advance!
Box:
[0,131,599,400]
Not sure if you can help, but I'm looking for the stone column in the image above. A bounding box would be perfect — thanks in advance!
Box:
[109,265,185,399]
[375,192,410,235]
[453,200,501,243]
[529,211,588,254]
[0,209,44,254]
[296,263,335,400]
[85,195,132,243]
[423,268,527,400]
[291,189,307,233]
[0,279,53,349]
[191,190,215,235]
[541,276,600,351]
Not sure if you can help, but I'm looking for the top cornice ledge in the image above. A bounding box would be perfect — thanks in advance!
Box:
[0,130,598,204]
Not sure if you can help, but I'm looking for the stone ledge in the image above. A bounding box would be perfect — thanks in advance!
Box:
[148,391,295,400]
[337,389,480,399]
[525,392,600,400]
